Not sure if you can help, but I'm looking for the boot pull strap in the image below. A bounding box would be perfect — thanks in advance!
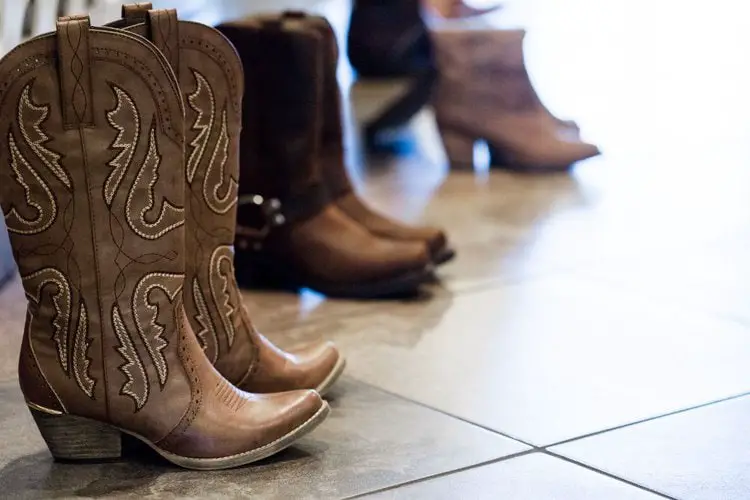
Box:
[145,9,180,72]
[121,2,153,19]
[122,4,179,71]
[56,15,94,128]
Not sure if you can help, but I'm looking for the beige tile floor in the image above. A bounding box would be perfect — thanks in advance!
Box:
[1,0,750,498]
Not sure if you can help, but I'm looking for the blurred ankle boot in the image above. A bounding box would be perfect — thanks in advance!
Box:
[216,17,433,298]
[431,28,599,172]
[278,11,455,266]
[116,4,345,395]
[1,15,327,469]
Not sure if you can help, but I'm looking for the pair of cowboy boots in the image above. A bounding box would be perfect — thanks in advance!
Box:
[0,5,344,470]
[431,28,600,172]
[216,13,455,300]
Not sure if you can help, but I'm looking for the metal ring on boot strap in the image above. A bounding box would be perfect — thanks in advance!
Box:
[235,184,329,251]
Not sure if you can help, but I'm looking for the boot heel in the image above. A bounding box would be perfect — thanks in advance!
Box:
[438,127,475,169]
[30,407,122,461]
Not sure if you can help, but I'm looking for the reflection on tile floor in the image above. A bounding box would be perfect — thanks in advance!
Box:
[0,0,749,498]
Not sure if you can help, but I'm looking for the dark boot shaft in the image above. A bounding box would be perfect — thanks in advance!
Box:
[219,19,324,200]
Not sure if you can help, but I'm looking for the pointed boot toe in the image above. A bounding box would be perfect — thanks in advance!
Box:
[289,341,346,396]
[233,332,345,396]
[334,192,454,265]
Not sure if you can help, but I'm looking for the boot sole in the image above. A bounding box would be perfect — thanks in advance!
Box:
[317,356,347,396]
[235,253,434,299]
[29,402,330,471]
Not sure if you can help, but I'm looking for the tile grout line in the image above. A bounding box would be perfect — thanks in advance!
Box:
[545,389,750,448]
[542,450,678,499]
[351,377,540,449]
[341,449,537,500]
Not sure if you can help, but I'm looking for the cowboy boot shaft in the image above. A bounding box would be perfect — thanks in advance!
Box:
[305,16,352,199]
[0,18,192,442]
[118,6,344,394]
[219,20,323,200]
[116,9,253,387]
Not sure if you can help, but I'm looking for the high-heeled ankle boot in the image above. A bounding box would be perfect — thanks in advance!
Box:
[431,28,600,172]
[275,11,455,266]
[115,6,345,396]
[216,17,433,298]
[1,15,328,469]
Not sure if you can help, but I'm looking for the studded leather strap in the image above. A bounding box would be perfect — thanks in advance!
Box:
[56,15,94,128]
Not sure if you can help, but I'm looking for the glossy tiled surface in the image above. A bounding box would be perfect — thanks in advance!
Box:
[363,453,663,500]
[0,0,749,498]
[553,396,750,500]
[0,379,524,499]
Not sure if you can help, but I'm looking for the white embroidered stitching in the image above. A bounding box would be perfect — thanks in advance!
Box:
[5,134,57,234]
[192,277,218,363]
[125,126,184,240]
[113,305,149,410]
[209,246,236,347]
[186,70,214,184]
[203,109,238,215]
[105,86,140,206]
[22,268,71,373]
[132,272,183,387]
[72,300,95,398]
[18,83,71,189]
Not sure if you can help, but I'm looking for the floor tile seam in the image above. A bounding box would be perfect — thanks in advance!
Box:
[541,450,678,499]
[544,389,750,448]
[341,449,538,500]
[350,376,539,449]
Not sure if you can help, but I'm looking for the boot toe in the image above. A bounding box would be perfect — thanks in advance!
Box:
[381,239,433,279]
[291,341,345,395]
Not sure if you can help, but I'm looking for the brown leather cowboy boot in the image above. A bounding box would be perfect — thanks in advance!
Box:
[216,16,434,298]
[431,28,600,172]
[0,15,328,469]
[276,11,455,266]
[115,5,345,396]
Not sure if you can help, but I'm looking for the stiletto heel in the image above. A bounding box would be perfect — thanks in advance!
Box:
[30,407,122,461]
[438,126,475,169]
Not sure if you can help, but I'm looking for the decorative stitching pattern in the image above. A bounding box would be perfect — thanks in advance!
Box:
[92,48,181,143]
[182,33,242,114]
[125,125,184,240]
[113,305,149,410]
[72,299,95,398]
[22,268,71,374]
[132,272,183,388]
[209,245,236,348]
[158,300,202,449]
[58,16,93,127]
[5,134,57,235]
[192,277,218,363]
[186,70,214,184]
[203,109,238,215]
[105,85,140,206]
[18,83,71,189]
